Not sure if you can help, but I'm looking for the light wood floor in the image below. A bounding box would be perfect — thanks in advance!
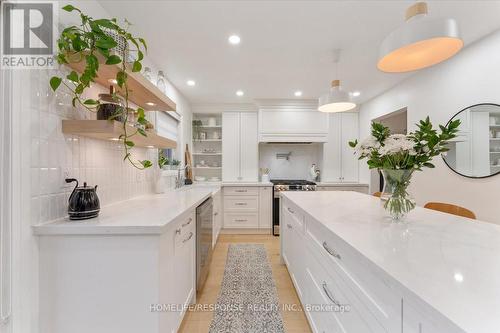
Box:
[178,234,312,333]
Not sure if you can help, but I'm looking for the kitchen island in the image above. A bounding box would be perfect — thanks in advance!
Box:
[280,191,500,333]
[33,185,219,333]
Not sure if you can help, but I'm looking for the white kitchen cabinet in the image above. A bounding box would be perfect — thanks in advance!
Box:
[222,185,272,232]
[322,112,359,182]
[222,112,258,182]
[212,189,222,248]
[39,210,197,333]
[258,107,329,142]
[258,186,272,229]
[222,112,241,181]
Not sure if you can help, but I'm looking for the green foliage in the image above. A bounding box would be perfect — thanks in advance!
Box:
[158,150,169,169]
[350,117,460,171]
[50,5,151,170]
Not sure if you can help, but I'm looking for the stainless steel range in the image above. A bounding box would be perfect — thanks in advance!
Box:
[272,180,316,235]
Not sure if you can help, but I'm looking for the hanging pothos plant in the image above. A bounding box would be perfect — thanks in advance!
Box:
[50,4,152,169]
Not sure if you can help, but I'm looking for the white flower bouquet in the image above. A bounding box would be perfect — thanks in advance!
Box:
[349,117,460,220]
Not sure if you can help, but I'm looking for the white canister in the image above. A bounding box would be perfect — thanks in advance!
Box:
[261,174,270,183]
[208,117,217,127]
[212,131,220,139]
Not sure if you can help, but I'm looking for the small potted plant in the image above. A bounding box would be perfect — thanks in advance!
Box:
[349,117,460,221]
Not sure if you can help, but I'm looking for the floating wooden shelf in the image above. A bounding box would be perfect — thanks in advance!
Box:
[66,54,176,112]
[62,120,176,149]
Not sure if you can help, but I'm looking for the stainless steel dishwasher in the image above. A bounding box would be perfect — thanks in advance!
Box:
[196,197,213,291]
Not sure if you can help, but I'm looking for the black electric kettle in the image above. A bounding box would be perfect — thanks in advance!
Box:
[65,178,100,220]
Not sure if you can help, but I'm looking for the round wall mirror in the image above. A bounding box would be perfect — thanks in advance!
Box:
[443,103,500,178]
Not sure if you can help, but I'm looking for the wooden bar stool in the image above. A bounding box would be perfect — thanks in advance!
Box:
[424,202,476,220]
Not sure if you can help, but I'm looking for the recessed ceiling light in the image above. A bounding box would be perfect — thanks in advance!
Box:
[236,90,244,96]
[228,35,241,45]
[108,78,118,85]
[294,91,303,97]
[454,273,464,282]
[186,80,196,86]
[146,102,156,106]
[352,91,361,97]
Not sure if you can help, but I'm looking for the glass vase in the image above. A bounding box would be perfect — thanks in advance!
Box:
[156,70,167,95]
[380,169,416,221]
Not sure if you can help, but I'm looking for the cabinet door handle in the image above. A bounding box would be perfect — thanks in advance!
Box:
[287,223,293,229]
[182,232,194,243]
[287,207,294,214]
[323,241,341,260]
[182,217,192,227]
[322,282,341,306]
[235,219,247,222]
[235,189,247,193]
[214,212,218,216]
[235,202,247,206]
[175,228,181,235]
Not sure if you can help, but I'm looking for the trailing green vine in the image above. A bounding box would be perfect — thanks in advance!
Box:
[50,4,152,169]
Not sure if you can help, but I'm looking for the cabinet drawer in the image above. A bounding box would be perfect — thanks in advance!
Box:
[224,187,259,196]
[224,213,259,228]
[224,196,259,211]
[283,206,305,235]
[306,217,401,331]
[305,248,385,333]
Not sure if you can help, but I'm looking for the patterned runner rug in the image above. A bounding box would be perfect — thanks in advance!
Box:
[208,244,285,333]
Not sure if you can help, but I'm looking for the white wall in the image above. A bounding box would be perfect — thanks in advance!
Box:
[359,29,500,224]
[5,1,192,333]
[259,144,322,180]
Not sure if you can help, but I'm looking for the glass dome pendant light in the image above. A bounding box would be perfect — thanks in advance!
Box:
[318,50,356,113]
[377,1,463,73]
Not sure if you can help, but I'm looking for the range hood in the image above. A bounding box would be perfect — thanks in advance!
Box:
[257,100,329,143]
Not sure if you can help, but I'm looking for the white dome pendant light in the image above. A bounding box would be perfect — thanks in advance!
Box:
[378,2,463,73]
[318,50,356,113]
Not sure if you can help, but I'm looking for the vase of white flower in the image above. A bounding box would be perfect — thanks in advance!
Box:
[349,117,461,222]
[381,169,415,220]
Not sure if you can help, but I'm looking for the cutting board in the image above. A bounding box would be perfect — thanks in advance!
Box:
[185,144,193,180]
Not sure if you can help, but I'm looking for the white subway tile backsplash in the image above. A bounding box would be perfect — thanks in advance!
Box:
[28,68,157,224]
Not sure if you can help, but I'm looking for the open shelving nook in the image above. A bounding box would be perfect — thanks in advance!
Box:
[192,113,222,182]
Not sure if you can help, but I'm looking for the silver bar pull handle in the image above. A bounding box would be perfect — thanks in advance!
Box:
[235,219,247,222]
[235,202,247,206]
[175,228,181,235]
[287,207,294,214]
[182,232,194,243]
[287,224,293,229]
[182,217,192,227]
[323,241,341,260]
[322,282,341,306]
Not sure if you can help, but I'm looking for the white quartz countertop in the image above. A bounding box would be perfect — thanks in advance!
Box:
[315,182,369,186]
[221,181,273,187]
[282,191,500,333]
[33,185,218,235]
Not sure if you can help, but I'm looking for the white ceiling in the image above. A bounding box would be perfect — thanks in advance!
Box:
[99,1,500,104]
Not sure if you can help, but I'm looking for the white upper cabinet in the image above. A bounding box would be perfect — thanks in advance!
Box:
[222,112,258,182]
[322,112,359,183]
[258,102,329,142]
[240,112,259,181]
